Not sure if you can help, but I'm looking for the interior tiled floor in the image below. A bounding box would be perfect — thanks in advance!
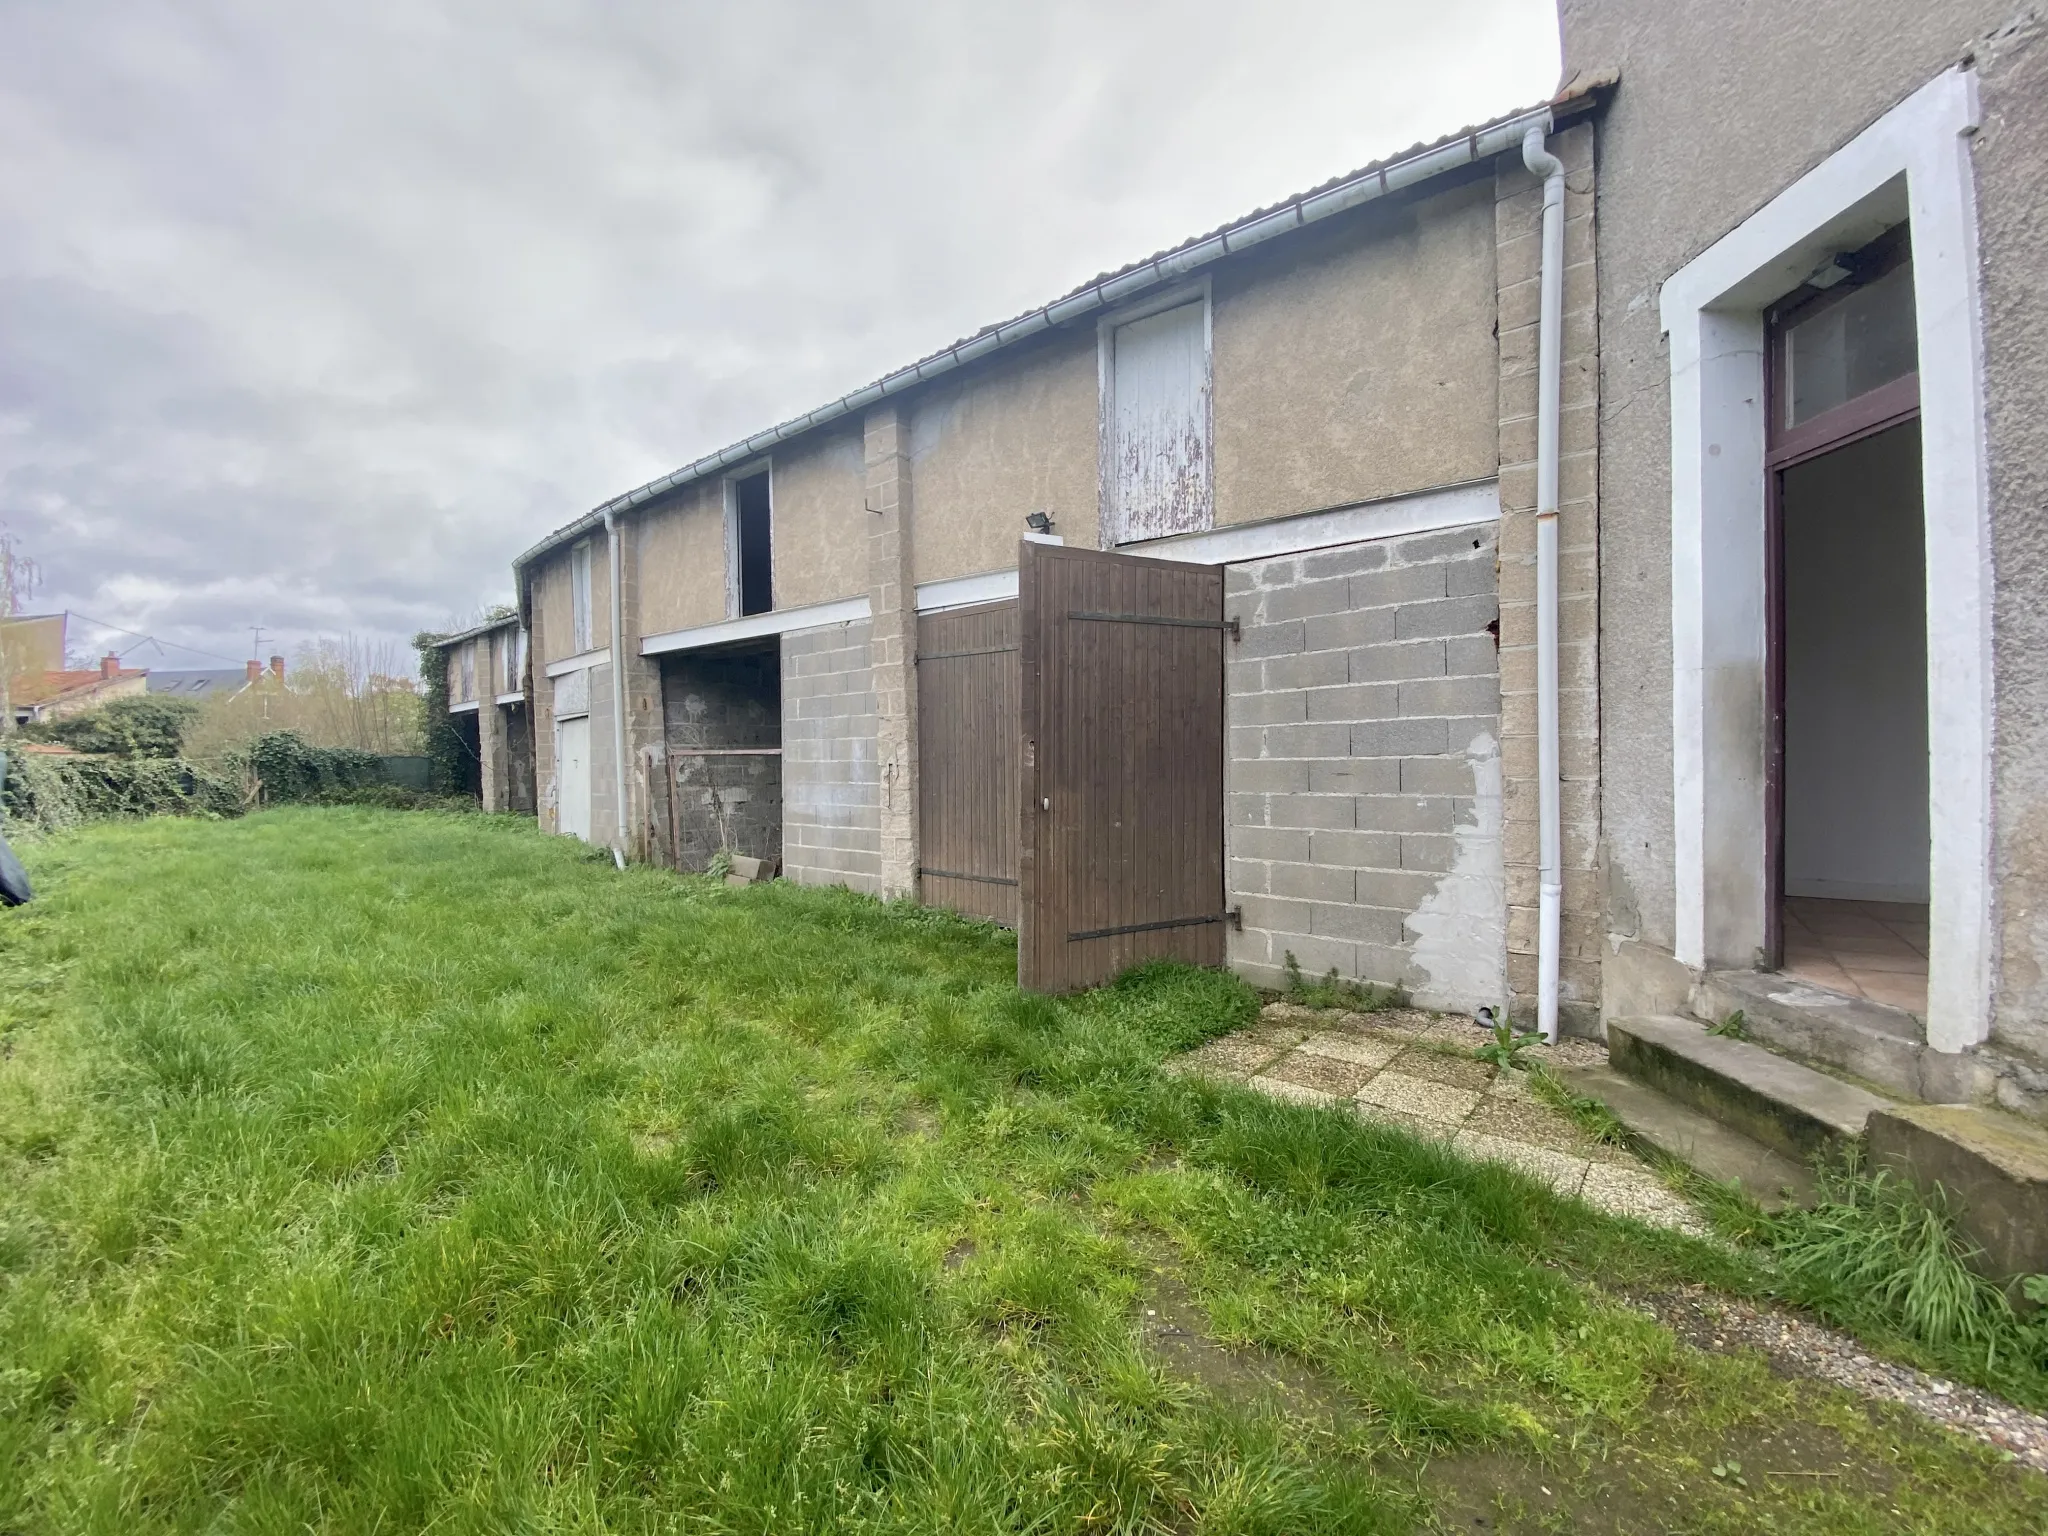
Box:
[1780,896,1929,1015]
[1169,1003,1710,1235]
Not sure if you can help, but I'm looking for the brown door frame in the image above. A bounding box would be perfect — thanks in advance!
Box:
[1761,229,1922,966]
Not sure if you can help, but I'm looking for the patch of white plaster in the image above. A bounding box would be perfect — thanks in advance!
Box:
[1404,730,1506,1013]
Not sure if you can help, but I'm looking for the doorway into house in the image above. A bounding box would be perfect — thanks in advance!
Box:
[658,641,782,874]
[1767,224,1928,1014]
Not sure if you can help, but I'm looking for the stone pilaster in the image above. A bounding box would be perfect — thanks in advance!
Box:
[612,516,667,861]
[478,632,510,812]
[865,404,919,900]
[1496,120,1602,1035]
[526,567,559,834]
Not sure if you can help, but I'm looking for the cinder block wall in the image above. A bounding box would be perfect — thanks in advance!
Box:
[781,620,882,893]
[1224,522,1506,1012]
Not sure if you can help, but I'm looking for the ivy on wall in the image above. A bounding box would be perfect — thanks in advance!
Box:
[413,632,467,796]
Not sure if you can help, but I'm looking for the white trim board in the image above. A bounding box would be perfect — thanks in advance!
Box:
[641,595,871,657]
[1135,478,1498,567]
[494,691,525,707]
[543,646,611,679]
[909,481,1501,616]
[1660,67,1988,1050]
[448,700,480,715]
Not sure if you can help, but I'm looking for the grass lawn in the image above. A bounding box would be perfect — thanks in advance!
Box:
[1,809,2043,1533]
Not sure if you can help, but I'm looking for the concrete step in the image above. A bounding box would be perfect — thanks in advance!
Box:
[1607,1014,1895,1164]
[1693,968,1976,1104]
[1869,1103,2048,1287]
[1556,1062,1817,1211]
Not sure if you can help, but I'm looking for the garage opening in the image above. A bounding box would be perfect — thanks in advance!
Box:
[452,709,483,800]
[659,640,782,873]
[1768,226,1927,1014]
[501,702,536,814]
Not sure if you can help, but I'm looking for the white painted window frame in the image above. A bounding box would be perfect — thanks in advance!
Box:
[723,457,774,619]
[1096,278,1213,549]
[1660,67,1988,1050]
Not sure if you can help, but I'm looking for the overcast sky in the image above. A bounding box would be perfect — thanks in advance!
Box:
[0,0,1558,672]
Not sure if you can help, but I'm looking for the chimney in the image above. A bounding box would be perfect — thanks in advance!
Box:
[246,659,262,683]
[100,653,121,680]
[269,655,286,682]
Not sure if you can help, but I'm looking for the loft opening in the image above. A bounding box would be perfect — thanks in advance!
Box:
[729,468,774,617]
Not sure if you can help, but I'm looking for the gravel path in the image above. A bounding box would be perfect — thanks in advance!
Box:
[1637,1284,2048,1473]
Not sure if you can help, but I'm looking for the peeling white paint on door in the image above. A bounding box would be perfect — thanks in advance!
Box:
[1106,299,1211,543]
[1405,730,1507,1011]
[556,715,592,842]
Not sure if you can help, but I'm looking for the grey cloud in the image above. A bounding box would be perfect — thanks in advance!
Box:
[0,0,1557,665]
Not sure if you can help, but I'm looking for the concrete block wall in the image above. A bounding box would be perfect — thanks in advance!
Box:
[1224,522,1506,1012]
[781,620,882,893]
[1496,120,1602,1034]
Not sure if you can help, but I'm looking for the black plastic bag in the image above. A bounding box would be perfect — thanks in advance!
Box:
[0,829,28,906]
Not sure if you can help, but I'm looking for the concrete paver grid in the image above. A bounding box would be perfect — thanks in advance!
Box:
[1172,1003,1709,1236]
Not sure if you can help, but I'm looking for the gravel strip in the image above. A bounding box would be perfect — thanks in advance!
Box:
[1636,1284,2048,1473]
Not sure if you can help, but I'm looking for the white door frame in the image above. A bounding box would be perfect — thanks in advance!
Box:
[1660,67,1989,1050]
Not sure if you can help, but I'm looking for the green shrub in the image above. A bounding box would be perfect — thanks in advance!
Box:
[245,731,383,805]
[0,748,242,833]
[20,695,200,758]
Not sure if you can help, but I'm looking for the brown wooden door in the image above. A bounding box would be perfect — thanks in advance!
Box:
[1018,540,1227,992]
[916,600,1020,925]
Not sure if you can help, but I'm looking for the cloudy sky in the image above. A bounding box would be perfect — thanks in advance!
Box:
[0,0,1558,672]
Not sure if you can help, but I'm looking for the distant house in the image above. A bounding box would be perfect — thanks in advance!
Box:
[9,654,149,726]
[147,667,256,702]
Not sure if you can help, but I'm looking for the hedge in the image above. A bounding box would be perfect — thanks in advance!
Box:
[0,730,447,836]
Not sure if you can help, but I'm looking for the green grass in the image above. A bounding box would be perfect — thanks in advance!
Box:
[0,810,2042,1533]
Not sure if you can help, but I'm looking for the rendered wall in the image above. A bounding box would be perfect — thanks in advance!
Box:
[638,482,727,638]
[909,328,1101,583]
[1225,522,1505,1011]
[1557,2,2040,1052]
[531,539,610,662]
[1212,178,1500,528]
[770,424,868,611]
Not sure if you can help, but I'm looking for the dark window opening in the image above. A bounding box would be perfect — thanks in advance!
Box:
[736,473,773,616]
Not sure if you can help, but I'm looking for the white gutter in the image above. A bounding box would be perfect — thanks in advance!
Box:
[604,509,629,863]
[1523,120,1565,1044]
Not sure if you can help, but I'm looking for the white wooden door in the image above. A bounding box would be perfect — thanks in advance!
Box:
[555,716,591,841]
[1106,299,1211,543]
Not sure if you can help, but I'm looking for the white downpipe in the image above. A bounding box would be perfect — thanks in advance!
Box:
[604,509,629,863]
[1523,121,1565,1044]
